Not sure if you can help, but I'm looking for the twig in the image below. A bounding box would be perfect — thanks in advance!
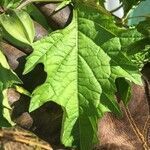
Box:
[142,76,150,143]
[143,76,150,113]
[124,105,149,150]
[143,115,150,139]
[11,137,52,150]
[0,129,53,150]
[0,129,34,137]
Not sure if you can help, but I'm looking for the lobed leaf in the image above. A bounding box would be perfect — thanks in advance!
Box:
[24,2,142,150]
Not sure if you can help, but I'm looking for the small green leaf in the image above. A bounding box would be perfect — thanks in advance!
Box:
[0,10,35,48]
[137,19,150,37]
[0,50,21,127]
[0,89,14,127]
[116,78,131,106]
[131,49,150,69]
[26,4,51,30]
[119,28,150,67]
[55,0,72,11]
[0,0,22,9]
[15,85,31,97]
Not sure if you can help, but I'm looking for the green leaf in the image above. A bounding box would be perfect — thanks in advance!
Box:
[55,0,72,11]
[24,2,142,150]
[0,89,14,127]
[0,10,35,48]
[119,28,150,68]
[130,43,150,69]
[116,78,131,106]
[0,50,21,127]
[0,0,22,9]
[26,4,51,30]
[137,19,150,37]
[134,20,150,66]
